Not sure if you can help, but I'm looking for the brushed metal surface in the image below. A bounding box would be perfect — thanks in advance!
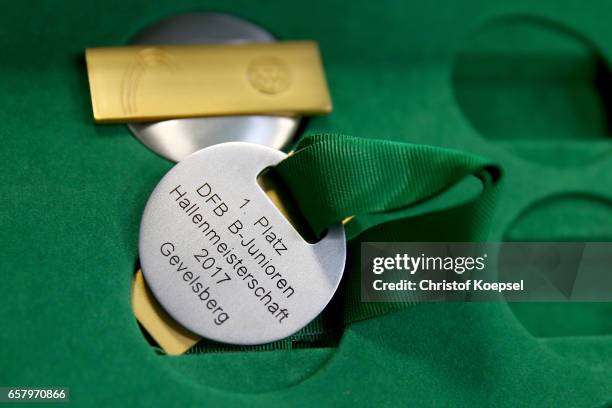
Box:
[139,143,346,345]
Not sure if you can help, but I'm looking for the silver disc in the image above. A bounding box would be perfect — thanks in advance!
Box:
[128,13,300,162]
[139,143,346,345]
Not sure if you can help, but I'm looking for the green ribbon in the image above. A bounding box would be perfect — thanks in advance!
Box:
[276,134,501,239]
[189,134,502,354]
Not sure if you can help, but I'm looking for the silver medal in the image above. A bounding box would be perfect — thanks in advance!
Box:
[139,143,346,345]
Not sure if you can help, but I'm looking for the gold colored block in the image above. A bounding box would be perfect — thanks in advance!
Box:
[131,270,200,355]
[85,42,332,122]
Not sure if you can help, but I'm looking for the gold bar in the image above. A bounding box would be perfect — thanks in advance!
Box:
[132,270,200,355]
[85,41,332,122]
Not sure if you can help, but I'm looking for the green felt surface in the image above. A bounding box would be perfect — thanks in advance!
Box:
[1,0,612,406]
